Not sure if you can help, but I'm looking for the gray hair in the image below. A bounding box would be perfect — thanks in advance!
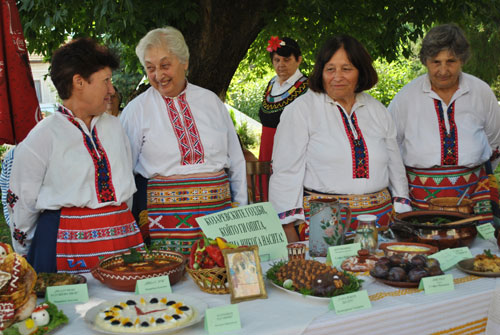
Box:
[419,24,470,65]
[135,26,190,67]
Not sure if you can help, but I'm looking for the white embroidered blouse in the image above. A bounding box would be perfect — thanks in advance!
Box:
[269,90,410,224]
[120,83,248,206]
[8,109,136,255]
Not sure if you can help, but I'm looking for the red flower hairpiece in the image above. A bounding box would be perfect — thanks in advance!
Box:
[267,36,285,52]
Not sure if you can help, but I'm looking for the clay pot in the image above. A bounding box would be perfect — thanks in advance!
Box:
[428,197,474,214]
[379,242,438,261]
[391,210,478,250]
[91,250,185,291]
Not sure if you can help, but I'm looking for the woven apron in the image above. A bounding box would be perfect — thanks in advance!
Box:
[56,203,144,273]
[146,171,232,255]
[406,165,498,224]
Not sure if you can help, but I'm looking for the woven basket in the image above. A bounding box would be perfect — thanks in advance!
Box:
[428,197,474,214]
[186,266,229,294]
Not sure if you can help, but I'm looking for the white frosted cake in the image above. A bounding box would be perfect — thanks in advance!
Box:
[94,296,194,333]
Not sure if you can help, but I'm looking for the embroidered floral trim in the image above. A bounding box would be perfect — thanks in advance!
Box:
[338,106,369,178]
[58,222,138,241]
[164,93,205,165]
[57,106,117,203]
[267,36,285,52]
[434,99,458,165]
[6,190,18,208]
[278,207,304,220]
[12,228,27,247]
[262,76,308,107]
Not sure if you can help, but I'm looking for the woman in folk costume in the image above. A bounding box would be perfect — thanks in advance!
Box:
[388,24,500,224]
[259,36,308,162]
[7,38,144,273]
[269,35,411,242]
[258,37,308,222]
[120,27,247,255]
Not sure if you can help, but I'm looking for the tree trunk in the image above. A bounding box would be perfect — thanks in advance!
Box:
[184,0,286,101]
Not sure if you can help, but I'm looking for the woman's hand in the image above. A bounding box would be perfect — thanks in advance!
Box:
[283,221,300,242]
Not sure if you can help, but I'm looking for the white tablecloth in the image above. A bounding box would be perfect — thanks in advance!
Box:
[48,238,500,335]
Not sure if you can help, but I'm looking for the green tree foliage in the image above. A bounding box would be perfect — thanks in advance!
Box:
[226,70,273,121]
[369,56,426,107]
[17,0,500,102]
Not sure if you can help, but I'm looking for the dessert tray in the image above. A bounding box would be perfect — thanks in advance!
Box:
[84,293,207,334]
[266,259,363,300]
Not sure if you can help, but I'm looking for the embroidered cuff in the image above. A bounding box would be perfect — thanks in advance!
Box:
[278,208,304,225]
[393,197,411,206]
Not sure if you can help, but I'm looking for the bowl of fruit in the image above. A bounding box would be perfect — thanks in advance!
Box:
[186,236,239,294]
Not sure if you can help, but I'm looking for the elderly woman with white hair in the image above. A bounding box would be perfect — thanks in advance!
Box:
[388,23,500,224]
[120,26,247,255]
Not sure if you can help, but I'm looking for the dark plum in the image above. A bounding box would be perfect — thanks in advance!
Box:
[426,258,441,269]
[377,257,391,267]
[427,265,444,276]
[387,267,407,281]
[410,255,427,268]
[408,268,428,282]
[370,263,389,279]
[389,254,404,267]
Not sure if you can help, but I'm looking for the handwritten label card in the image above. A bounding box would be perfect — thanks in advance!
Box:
[326,243,361,268]
[418,274,454,294]
[196,202,288,261]
[451,247,473,262]
[46,283,89,304]
[429,248,461,271]
[329,290,371,315]
[204,304,241,334]
[477,223,496,240]
[135,275,172,294]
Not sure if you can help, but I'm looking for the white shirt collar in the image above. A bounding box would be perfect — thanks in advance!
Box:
[274,69,303,87]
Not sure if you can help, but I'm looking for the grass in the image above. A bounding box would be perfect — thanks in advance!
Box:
[0,203,12,246]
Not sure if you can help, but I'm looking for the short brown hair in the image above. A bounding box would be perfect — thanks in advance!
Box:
[50,38,119,100]
[309,35,377,94]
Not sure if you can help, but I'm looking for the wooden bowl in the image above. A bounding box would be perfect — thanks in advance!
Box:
[428,197,474,214]
[391,210,478,250]
[379,242,438,261]
[91,250,185,291]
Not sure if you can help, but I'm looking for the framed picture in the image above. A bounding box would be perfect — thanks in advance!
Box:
[222,246,267,304]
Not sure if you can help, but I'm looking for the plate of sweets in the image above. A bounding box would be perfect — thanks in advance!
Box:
[84,293,207,334]
[457,249,500,277]
[266,258,363,300]
[370,254,443,288]
[34,272,87,297]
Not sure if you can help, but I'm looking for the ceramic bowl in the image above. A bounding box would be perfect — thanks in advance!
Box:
[91,250,185,291]
[391,210,478,250]
[379,242,438,261]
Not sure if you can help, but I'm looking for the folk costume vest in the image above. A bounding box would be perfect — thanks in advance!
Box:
[258,75,308,162]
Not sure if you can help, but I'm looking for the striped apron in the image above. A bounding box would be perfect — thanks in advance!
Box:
[406,165,498,224]
[56,203,144,273]
[146,171,232,255]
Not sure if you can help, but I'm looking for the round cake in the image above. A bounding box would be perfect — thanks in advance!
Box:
[94,296,194,333]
